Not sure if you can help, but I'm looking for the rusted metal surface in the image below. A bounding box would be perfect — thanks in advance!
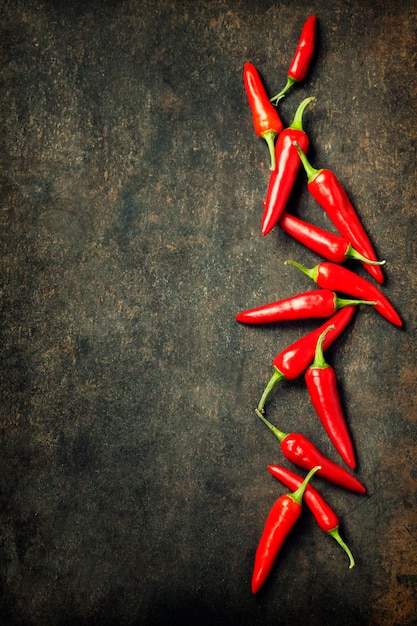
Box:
[1,1,416,624]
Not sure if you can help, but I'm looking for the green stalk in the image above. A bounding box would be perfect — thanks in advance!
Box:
[257,368,285,413]
[289,96,316,131]
[255,408,287,442]
[345,243,386,266]
[335,295,378,309]
[292,140,322,183]
[328,528,356,569]
[270,76,297,104]
[289,465,322,505]
[262,129,278,171]
[310,324,334,369]
[285,259,319,282]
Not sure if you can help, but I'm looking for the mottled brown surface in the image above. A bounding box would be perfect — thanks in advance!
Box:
[1,1,416,624]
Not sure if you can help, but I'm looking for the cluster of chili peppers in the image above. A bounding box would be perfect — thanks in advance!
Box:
[240,15,403,594]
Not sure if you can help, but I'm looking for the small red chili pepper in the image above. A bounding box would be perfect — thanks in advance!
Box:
[256,410,366,493]
[236,288,375,325]
[243,62,283,170]
[270,15,317,104]
[267,464,355,568]
[286,259,403,327]
[305,325,356,468]
[251,465,321,594]
[261,96,314,236]
[293,141,385,284]
[257,305,355,414]
[279,211,387,266]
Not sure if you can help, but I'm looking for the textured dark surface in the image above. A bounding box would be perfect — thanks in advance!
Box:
[1,1,416,624]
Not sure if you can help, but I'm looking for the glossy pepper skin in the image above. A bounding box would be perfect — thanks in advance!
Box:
[243,62,283,170]
[267,465,355,568]
[251,465,321,594]
[236,289,375,325]
[293,141,384,284]
[261,96,314,236]
[257,305,355,413]
[279,211,387,266]
[270,15,317,104]
[305,325,356,468]
[256,410,366,494]
[286,259,403,327]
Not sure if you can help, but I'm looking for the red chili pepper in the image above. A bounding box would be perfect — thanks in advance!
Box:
[236,289,375,325]
[286,259,403,327]
[257,306,355,413]
[256,410,366,493]
[261,96,314,236]
[279,211,387,267]
[293,141,385,284]
[251,465,321,594]
[270,15,317,104]
[267,464,355,568]
[305,325,356,468]
[243,62,283,170]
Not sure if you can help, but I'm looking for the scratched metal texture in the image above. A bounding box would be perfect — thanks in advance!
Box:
[1,0,416,624]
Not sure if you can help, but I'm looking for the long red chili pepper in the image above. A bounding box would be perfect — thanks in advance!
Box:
[257,305,355,414]
[243,62,283,170]
[293,141,385,284]
[236,289,375,325]
[251,465,321,594]
[305,325,356,468]
[267,464,355,568]
[279,211,387,266]
[270,15,317,104]
[255,410,366,493]
[286,259,403,327]
[261,96,314,236]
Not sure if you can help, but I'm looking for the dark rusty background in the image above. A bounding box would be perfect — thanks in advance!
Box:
[1,1,416,624]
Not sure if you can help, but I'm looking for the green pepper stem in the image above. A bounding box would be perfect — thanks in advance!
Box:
[292,140,322,182]
[345,243,387,266]
[290,465,322,505]
[335,295,378,309]
[289,96,316,132]
[310,324,335,369]
[261,129,278,170]
[257,367,285,413]
[285,259,319,283]
[270,76,297,104]
[328,527,356,569]
[255,408,287,442]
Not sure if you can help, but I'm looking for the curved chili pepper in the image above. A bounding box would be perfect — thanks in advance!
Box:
[270,15,317,104]
[305,325,356,468]
[251,465,321,594]
[257,305,355,414]
[236,289,375,325]
[279,211,387,266]
[293,141,384,284]
[286,259,403,327]
[243,62,283,170]
[261,96,314,236]
[267,464,355,568]
[256,410,366,493]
